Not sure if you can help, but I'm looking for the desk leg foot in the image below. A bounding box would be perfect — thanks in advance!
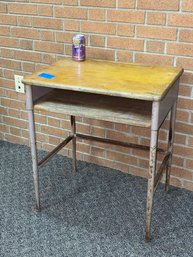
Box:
[165,101,177,192]
[71,116,77,172]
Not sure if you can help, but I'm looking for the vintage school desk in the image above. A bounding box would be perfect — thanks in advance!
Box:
[23,59,183,241]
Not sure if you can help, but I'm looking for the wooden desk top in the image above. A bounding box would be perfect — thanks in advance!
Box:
[23,58,183,101]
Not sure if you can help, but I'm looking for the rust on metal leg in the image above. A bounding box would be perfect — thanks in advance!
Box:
[71,116,77,172]
[145,101,159,242]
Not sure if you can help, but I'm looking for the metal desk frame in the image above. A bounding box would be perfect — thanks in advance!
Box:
[24,59,183,241]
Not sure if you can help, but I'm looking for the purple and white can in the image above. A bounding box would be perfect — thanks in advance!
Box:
[72,34,86,61]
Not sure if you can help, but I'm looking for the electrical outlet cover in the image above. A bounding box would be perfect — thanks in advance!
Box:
[14,75,25,93]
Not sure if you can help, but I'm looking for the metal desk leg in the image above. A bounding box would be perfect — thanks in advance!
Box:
[165,101,177,192]
[71,115,77,172]
[146,102,159,241]
[26,85,41,211]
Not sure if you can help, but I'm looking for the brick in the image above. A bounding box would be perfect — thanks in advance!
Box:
[186,159,193,169]
[90,35,105,47]
[11,27,39,39]
[107,37,144,51]
[64,20,80,31]
[91,146,105,158]
[55,32,73,43]
[118,0,135,9]
[32,17,62,30]
[0,3,7,13]
[146,12,166,25]
[17,16,31,27]
[176,109,189,122]
[81,21,116,35]
[188,137,193,147]
[76,142,90,154]
[22,62,35,73]
[179,29,193,43]
[137,26,177,40]
[83,118,114,129]
[0,14,17,25]
[10,127,22,137]
[130,166,147,178]
[8,109,21,119]
[170,177,182,188]
[146,41,165,54]
[176,57,193,71]
[117,24,135,37]
[107,150,138,165]
[90,126,105,138]
[108,10,145,23]
[41,53,56,65]
[177,98,193,110]
[182,0,193,12]
[168,14,193,28]
[167,43,193,57]
[55,7,87,19]
[20,40,33,50]
[8,3,37,15]
[3,69,15,80]
[174,145,193,158]
[135,53,174,66]
[117,50,133,63]
[178,85,192,97]
[14,50,42,62]
[41,125,68,137]
[34,41,64,54]
[137,0,179,11]
[88,8,105,21]
[0,37,19,48]
[3,116,27,129]
[176,121,193,134]
[40,31,54,41]
[174,133,186,145]
[77,47,114,61]
[34,114,47,124]
[47,117,60,127]
[38,5,53,16]
[63,0,78,5]
[1,59,21,70]
[171,167,192,180]
[48,136,61,146]
[80,0,116,7]
[181,72,193,86]
[0,48,14,58]
[172,155,184,167]
[0,27,10,36]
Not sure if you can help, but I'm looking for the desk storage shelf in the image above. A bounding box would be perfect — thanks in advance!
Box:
[34,89,152,128]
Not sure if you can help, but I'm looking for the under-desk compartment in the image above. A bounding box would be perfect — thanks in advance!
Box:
[34,89,152,127]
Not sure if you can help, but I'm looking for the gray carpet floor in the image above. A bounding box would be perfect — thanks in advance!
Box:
[1,140,193,257]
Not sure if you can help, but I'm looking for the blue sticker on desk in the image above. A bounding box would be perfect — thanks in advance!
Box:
[38,73,55,79]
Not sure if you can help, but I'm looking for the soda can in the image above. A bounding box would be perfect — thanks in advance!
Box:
[72,34,86,61]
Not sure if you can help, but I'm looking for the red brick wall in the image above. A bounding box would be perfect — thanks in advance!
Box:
[1,0,193,190]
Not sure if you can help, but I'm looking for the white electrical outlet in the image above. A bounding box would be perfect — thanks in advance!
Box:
[14,75,25,93]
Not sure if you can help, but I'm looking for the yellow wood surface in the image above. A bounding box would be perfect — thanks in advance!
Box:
[23,58,183,101]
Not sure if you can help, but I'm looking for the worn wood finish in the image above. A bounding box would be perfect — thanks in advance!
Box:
[23,58,183,101]
[23,58,184,241]
[34,89,152,127]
